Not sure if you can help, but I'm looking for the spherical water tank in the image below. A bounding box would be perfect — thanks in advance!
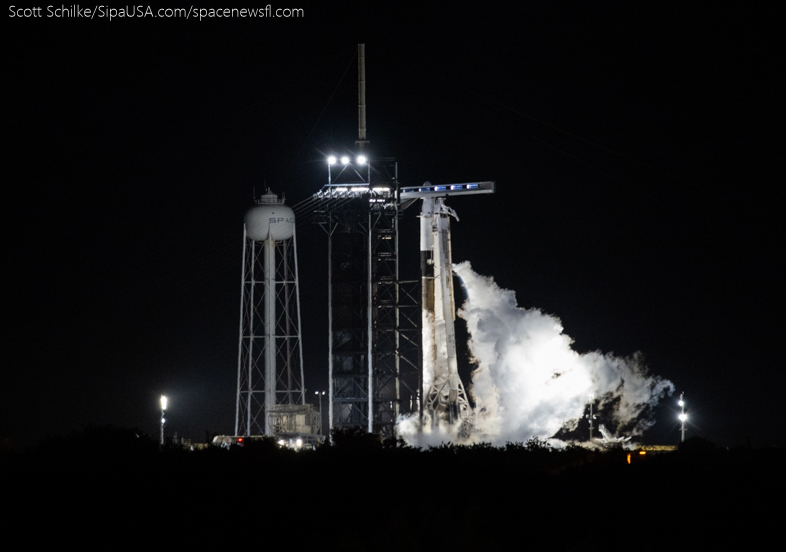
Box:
[244,192,295,241]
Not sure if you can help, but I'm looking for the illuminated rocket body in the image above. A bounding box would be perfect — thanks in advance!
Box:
[420,197,471,426]
[400,180,494,433]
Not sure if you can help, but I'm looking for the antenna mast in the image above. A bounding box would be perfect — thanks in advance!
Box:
[356,43,369,151]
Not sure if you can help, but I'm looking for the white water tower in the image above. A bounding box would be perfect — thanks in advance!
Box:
[235,190,319,442]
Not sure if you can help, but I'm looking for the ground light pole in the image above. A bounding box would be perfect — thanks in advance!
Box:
[160,395,167,446]
[678,392,687,443]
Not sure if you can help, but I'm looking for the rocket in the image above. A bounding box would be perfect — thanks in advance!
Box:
[420,197,470,425]
[399,181,495,432]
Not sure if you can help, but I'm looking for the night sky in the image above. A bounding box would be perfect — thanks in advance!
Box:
[6,2,782,450]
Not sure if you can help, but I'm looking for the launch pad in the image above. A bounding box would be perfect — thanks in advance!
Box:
[220,44,494,443]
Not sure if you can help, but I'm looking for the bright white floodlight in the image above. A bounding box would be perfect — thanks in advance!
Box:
[357,155,367,165]
[159,395,168,446]
[678,392,687,442]
[327,155,337,165]
[341,156,350,165]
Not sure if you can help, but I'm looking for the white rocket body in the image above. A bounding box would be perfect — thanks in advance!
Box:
[420,197,470,426]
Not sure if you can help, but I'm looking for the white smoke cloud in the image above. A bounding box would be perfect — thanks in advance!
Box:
[397,261,673,446]
[396,412,466,448]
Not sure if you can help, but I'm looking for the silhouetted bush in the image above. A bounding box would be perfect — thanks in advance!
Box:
[328,426,384,452]
[679,435,716,455]
[7,425,781,550]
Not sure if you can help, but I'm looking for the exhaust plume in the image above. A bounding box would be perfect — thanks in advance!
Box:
[398,262,673,446]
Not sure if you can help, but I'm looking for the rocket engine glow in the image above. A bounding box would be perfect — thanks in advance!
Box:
[398,262,674,446]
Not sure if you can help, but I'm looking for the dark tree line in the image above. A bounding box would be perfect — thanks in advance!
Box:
[3,426,780,550]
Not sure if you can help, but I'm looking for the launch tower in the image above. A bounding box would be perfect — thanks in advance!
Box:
[312,159,421,437]
[310,45,420,437]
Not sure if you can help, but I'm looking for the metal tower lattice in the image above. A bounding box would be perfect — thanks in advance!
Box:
[313,158,420,437]
[235,192,318,440]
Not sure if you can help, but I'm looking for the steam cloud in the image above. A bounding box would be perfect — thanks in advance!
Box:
[398,262,673,446]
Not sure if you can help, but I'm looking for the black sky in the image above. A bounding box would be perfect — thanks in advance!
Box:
[5,1,783,449]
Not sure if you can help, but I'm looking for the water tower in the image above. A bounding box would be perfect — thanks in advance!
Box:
[235,190,319,445]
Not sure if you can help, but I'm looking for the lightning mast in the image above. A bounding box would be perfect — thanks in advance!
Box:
[356,43,368,152]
